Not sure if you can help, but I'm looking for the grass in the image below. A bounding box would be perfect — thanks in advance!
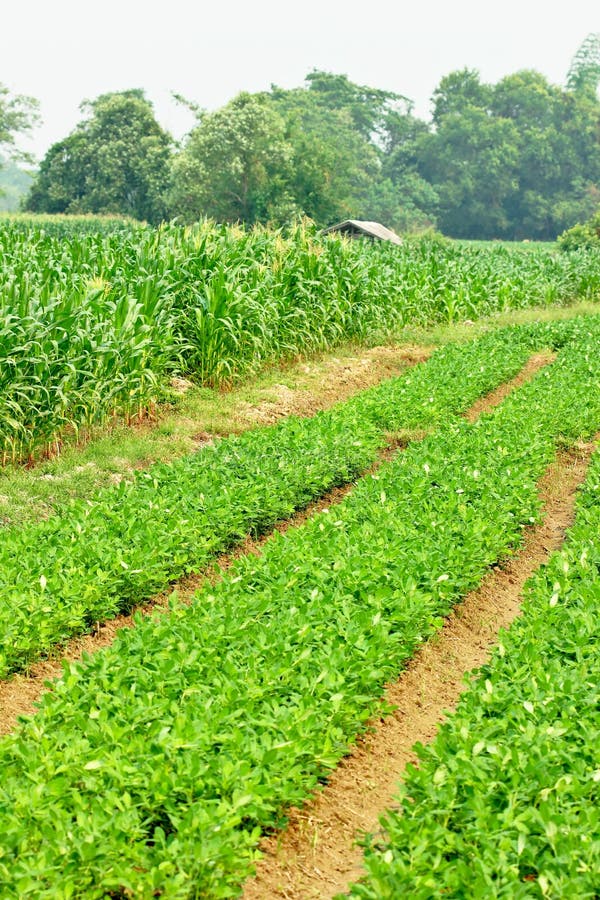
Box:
[1,299,598,529]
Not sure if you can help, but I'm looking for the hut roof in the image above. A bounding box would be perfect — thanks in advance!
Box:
[322,219,402,245]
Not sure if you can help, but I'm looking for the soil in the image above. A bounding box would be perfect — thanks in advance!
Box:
[241,438,596,900]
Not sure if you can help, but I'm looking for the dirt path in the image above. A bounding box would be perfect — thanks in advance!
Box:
[464,351,555,422]
[0,352,554,736]
[241,438,597,900]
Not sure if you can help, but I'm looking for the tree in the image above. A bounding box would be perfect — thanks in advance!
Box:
[418,71,520,238]
[431,69,492,126]
[303,70,410,144]
[377,108,438,231]
[26,90,172,223]
[0,83,39,162]
[170,78,388,227]
[492,71,600,238]
[270,82,381,225]
[419,66,600,239]
[566,33,600,95]
[424,107,519,238]
[169,92,295,224]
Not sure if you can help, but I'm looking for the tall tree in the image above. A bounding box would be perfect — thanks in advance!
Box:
[566,32,600,95]
[303,70,410,144]
[376,108,438,231]
[0,83,39,162]
[169,92,295,224]
[26,91,172,223]
[431,69,492,126]
[420,106,519,238]
[170,77,386,227]
[419,65,600,239]
[418,71,519,237]
[493,70,600,238]
[270,81,380,224]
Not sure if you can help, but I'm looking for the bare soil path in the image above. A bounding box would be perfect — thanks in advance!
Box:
[241,438,597,900]
[464,350,555,422]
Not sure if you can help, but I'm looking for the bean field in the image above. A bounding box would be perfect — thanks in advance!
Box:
[0,215,599,899]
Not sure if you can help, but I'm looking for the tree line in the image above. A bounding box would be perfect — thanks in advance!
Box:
[2,36,600,240]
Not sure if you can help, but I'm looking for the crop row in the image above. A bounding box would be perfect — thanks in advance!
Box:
[350,447,600,899]
[3,217,600,460]
[0,321,599,897]
[0,323,550,678]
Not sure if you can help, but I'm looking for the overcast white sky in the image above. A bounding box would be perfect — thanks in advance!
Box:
[2,0,599,160]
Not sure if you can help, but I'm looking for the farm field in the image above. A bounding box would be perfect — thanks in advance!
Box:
[348,447,600,899]
[1,216,600,898]
[3,214,600,464]
[0,322,562,677]
[0,309,598,897]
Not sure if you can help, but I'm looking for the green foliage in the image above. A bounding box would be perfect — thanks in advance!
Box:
[431,68,494,125]
[270,80,381,225]
[3,217,600,461]
[303,70,410,143]
[0,84,39,163]
[421,105,520,238]
[566,32,600,95]
[375,111,439,232]
[558,211,600,250]
[410,65,600,240]
[170,72,417,229]
[0,319,599,897]
[169,93,294,225]
[0,157,34,211]
[0,324,546,675]
[25,91,172,223]
[350,442,600,899]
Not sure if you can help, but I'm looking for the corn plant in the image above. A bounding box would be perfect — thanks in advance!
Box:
[2,214,600,463]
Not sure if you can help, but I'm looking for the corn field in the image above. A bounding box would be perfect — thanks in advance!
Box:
[1,215,599,464]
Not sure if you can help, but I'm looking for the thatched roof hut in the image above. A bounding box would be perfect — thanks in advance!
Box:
[322,219,402,245]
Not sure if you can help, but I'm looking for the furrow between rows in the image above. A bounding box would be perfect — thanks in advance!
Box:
[0,348,554,734]
[0,324,598,897]
[347,440,600,899]
[242,439,596,900]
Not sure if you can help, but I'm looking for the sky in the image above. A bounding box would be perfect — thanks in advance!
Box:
[2,0,599,161]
